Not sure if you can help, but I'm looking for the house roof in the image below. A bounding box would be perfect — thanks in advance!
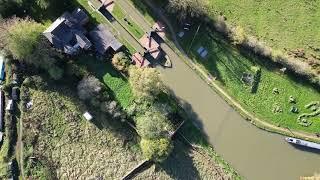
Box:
[71,8,89,25]
[43,8,91,54]
[88,0,103,10]
[139,34,161,59]
[132,52,150,68]
[152,21,166,39]
[89,24,123,54]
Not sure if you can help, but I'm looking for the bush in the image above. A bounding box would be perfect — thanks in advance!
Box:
[250,66,261,93]
[111,52,131,72]
[48,66,63,80]
[140,138,173,162]
[136,110,174,139]
[77,76,104,101]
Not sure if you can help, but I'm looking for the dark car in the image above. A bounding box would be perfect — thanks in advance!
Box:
[12,87,19,101]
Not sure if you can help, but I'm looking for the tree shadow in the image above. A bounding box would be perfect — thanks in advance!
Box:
[158,140,201,180]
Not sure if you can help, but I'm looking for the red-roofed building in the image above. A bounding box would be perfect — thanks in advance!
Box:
[132,52,150,68]
[139,34,161,59]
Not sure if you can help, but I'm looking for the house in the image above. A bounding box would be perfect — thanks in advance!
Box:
[131,52,150,68]
[43,8,92,55]
[0,55,5,81]
[139,33,162,60]
[89,24,123,54]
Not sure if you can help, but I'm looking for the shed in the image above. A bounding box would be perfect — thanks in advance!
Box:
[89,24,123,54]
[83,112,93,121]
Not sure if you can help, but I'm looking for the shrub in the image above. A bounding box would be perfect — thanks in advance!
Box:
[111,52,131,72]
[77,76,104,101]
[230,26,246,45]
[140,138,173,162]
[48,66,63,80]
[213,15,229,35]
[136,110,174,139]
[250,66,261,93]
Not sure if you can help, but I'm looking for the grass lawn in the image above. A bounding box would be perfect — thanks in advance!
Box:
[76,55,134,108]
[179,27,320,133]
[112,3,145,39]
[207,0,320,59]
[128,0,157,24]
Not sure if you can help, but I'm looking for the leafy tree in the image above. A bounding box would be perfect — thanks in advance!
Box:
[128,66,164,100]
[112,52,131,72]
[0,17,45,60]
[48,66,63,80]
[77,76,104,101]
[140,138,173,162]
[136,110,174,139]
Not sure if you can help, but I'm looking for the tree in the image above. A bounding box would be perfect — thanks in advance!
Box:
[140,138,173,162]
[128,66,164,100]
[0,17,45,60]
[136,110,174,139]
[111,52,130,72]
[77,76,104,101]
[48,66,63,80]
[167,0,208,20]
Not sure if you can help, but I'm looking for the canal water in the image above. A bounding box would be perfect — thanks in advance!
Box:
[158,44,320,180]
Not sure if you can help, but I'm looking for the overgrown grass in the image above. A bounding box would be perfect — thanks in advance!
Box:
[207,0,320,59]
[179,27,320,133]
[112,3,144,39]
[22,87,144,179]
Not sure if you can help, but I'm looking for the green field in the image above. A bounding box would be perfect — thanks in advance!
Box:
[207,0,320,60]
[179,27,320,133]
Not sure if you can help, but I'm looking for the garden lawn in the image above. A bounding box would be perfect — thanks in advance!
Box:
[112,3,145,39]
[179,27,320,133]
[77,55,134,108]
[207,0,320,59]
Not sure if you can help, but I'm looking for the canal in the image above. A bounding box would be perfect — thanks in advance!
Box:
[158,43,320,180]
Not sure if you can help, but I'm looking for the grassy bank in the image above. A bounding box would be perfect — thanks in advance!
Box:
[112,3,145,39]
[178,27,320,134]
